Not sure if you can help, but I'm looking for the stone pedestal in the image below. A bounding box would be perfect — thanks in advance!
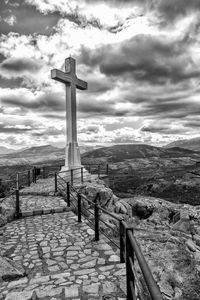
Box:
[65,142,81,170]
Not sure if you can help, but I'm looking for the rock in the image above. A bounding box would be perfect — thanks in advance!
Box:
[64,286,79,297]
[114,200,132,216]
[158,280,174,299]
[7,277,28,288]
[186,239,197,252]
[0,196,16,227]
[5,291,33,300]
[193,234,200,246]
[117,203,127,214]
[0,257,25,280]
[148,212,162,225]
[174,287,183,300]
[0,215,6,227]
[173,219,191,233]
[78,183,114,208]
[103,282,116,294]
[83,283,99,294]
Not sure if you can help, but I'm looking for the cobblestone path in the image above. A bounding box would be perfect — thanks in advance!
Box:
[0,179,126,299]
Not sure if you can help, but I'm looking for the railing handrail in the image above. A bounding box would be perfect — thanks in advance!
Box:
[58,167,82,174]
[0,189,16,203]
[127,229,163,300]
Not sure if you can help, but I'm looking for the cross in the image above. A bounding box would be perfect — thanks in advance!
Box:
[51,57,87,170]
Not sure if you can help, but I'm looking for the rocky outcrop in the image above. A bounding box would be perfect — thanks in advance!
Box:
[76,182,200,300]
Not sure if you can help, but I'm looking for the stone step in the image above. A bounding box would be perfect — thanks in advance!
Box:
[20,206,72,217]
[2,263,126,300]
[17,194,71,217]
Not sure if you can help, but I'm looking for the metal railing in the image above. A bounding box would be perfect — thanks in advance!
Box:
[55,165,108,187]
[56,175,163,300]
[0,164,63,200]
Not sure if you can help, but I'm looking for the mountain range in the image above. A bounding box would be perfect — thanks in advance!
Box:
[82,144,199,163]
[1,138,200,166]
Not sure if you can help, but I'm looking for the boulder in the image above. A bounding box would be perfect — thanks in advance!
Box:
[114,200,132,216]
[78,182,114,208]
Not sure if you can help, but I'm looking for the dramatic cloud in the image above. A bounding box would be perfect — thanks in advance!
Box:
[81,33,200,85]
[0,0,200,149]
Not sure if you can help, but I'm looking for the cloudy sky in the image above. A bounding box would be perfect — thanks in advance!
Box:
[0,0,200,149]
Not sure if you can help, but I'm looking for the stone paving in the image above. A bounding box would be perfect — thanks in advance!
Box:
[21,178,55,196]
[19,195,70,217]
[0,180,126,299]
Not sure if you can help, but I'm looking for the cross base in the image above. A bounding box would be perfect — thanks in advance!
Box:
[64,142,81,170]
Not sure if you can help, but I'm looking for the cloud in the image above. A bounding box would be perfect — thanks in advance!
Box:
[183,120,200,128]
[0,0,61,35]
[0,88,65,112]
[0,123,32,134]
[31,126,63,137]
[88,34,199,84]
[1,57,42,73]
[78,99,114,116]
[87,78,111,93]
[157,0,200,22]
[80,34,191,85]
[0,76,24,88]
[42,113,65,120]
[141,124,184,135]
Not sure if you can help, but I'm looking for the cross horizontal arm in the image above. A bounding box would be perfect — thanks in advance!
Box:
[51,69,87,90]
[51,69,72,84]
[76,78,87,90]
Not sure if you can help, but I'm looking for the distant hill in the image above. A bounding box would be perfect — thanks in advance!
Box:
[82,144,199,163]
[0,146,17,156]
[165,137,200,151]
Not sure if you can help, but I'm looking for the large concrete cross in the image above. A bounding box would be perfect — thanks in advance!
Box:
[51,57,87,170]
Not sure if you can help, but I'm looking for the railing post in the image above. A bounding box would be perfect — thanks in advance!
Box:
[27,170,30,187]
[33,167,36,183]
[71,169,73,185]
[98,165,100,178]
[81,167,83,184]
[126,227,135,300]
[88,165,91,173]
[55,173,57,193]
[15,189,20,218]
[106,164,109,175]
[59,165,62,170]
[94,195,99,241]
[67,182,70,207]
[120,220,125,263]
[78,193,82,222]
[16,173,19,190]
[43,166,46,179]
